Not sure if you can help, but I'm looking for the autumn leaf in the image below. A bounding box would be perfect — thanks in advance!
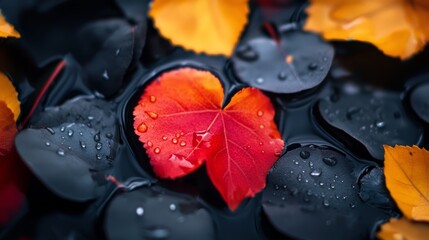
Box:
[133,67,284,210]
[378,218,429,240]
[0,72,23,225]
[149,0,250,56]
[384,145,429,221]
[0,12,20,38]
[304,0,429,59]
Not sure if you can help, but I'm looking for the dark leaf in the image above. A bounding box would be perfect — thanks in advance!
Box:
[232,31,334,94]
[263,145,389,240]
[104,186,215,240]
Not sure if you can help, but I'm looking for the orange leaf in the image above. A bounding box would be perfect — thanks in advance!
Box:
[133,68,284,210]
[384,145,429,221]
[0,12,20,38]
[304,0,429,59]
[0,72,20,121]
[149,0,250,56]
[378,218,429,240]
[0,101,16,156]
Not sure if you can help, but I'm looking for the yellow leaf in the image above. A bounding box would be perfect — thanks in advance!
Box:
[384,145,429,221]
[149,0,250,56]
[0,72,20,121]
[378,218,429,240]
[0,12,20,38]
[304,0,429,59]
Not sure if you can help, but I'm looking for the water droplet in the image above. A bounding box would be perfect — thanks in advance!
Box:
[257,110,264,117]
[168,154,194,168]
[376,121,385,128]
[171,138,178,144]
[79,132,83,136]
[175,133,181,138]
[290,188,299,196]
[308,62,318,70]
[115,48,121,56]
[346,107,361,120]
[255,77,265,84]
[323,199,330,207]
[94,133,100,142]
[259,142,263,146]
[102,69,109,80]
[80,141,87,149]
[300,151,310,159]
[274,149,282,156]
[145,111,158,120]
[138,123,148,133]
[180,141,186,147]
[96,154,102,160]
[45,142,51,147]
[162,136,168,141]
[95,142,102,150]
[310,169,322,177]
[143,227,170,239]
[57,148,65,156]
[309,161,314,168]
[259,124,265,129]
[67,129,74,137]
[192,130,213,148]
[274,184,280,190]
[106,133,113,139]
[319,182,325,186]
[349,202,356,208]
[150,95,157,103]
[297,173,302,182]
[236,44,258,61]
[154,147,161,154]
[136,207,144,216]
[278,71,287,80]
[169,204,176,211]
[322,157,337,166]
[46,127,55,135]
[147,141,153,148]
[87,116,94,120]
[323,56,328,62]
[60,126,65,132]
[306,190,313,196]
[67,146,72,150]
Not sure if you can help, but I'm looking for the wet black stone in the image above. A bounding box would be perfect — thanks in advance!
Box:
[232,31,334,94]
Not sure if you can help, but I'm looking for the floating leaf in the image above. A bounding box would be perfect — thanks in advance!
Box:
[0,12,20,38]
[304,0,429,59]
[149,0,250,56]
[133,67,284,210]
[384,145,429,221]
[378,218,429,240]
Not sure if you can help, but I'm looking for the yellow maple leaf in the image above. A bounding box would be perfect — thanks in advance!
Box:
[0,12,20,38]
[378,218,429,240]
[149,0,250,56]
[304,0,429,59]
[384,145,429,221]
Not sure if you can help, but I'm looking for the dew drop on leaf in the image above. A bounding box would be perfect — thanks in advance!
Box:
[138,123,148,133]
[150,95,157,103]
[145,111,158,120]
[154,147,161,154]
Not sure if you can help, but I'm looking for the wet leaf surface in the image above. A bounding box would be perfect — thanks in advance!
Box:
[263,145,389,240]
[410,82,429,125]
[104,186,215,240]
[15,96,118,201]
[315,84,423,160]
[232,31,334,94]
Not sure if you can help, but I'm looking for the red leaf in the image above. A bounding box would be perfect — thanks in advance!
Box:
[133,67,284,210]
[0,101,25,225]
